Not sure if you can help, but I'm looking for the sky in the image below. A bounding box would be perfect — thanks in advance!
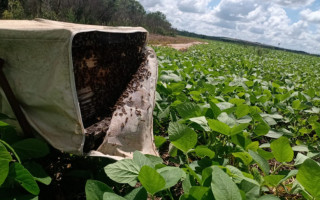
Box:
[137,0,320,54]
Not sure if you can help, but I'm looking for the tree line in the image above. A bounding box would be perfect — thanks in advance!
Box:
[0,0,176,36]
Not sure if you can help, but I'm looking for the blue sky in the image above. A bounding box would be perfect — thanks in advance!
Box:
[137,0,320,54]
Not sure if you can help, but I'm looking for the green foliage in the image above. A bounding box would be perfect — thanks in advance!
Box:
[0,118,51,199]
[12,138,50,160]
[8,162,40,195]
[103,151,182,198]
[168,122,198,153]
[2,0,24,19]
[211,166,242,200]
[147,42,320,199]
[270,137,293,162]
[104,159,140,186]
[138,166,165,195]
[297,159,320,199]
[85,180,113,200]
[0,0,176,36]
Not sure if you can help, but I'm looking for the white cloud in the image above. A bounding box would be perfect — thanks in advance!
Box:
[138,0,162,9]
[300,9,320,23]
[212,0,258,22]
[177,0,210,13]
[270,0,315,8]
[249,27,264,34]
[136,0,320,54]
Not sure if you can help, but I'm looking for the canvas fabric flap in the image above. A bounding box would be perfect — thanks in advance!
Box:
[0,19,157,158]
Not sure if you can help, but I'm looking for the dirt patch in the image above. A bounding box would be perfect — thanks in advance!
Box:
[148,34,208,50]
[166,42,208,51]
[148,34,200,45]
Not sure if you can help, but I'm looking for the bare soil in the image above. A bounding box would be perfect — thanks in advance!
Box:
[148,34,208,51]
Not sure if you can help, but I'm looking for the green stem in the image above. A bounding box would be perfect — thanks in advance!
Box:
[185,164,202,184]
[0,139,21,163]
[166,189,174,200]
[271,163,284,175]
[186,153,190,164]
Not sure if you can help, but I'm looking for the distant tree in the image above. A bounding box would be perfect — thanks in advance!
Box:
[0,0,8,14]
[2,0,24,19]
[144,11,175,36]
[0,0,176,36]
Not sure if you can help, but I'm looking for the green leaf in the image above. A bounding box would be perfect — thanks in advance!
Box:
[182,173,195,194]
[154,136,166,148]
[297,159,320,199]
[0,128,21,144]
[0,160,9,186]
[231,134,252,149]
[189,116,211,131]
[124,187,147,200]
[226,165,246,183]
[229,98,246,106]
[217,112,237,127]
[176,102,201,119]
[209,101,222,119]
[168,82,186,94]
[103,192,126,200]
[207,119,230,135]
[0,121,10,127]
[201,167,213,187]
[0,141,12,161]
[211,166,242,200]
[0,142,12,186]
[236,115,252,124]
[104,159,140,186]
[278,170,298,184]
[249,150,270,175]
[264,117,277,126]
[230,123,249,135]
[160,73,182,82]
[138,166,165,195]
[144,155,163,166]
[239,178,260,200]
[292,145,309,152]
[232,152,252,166]
[157,166,184,189]
[195,146,215,159]
[263,175,285,187]
[265,130,283,139]
[257,195,280,200]
[133,151,154,168]
[217,102,234,111]
[239,177,260,200]
[254,121,270,136]
[23,162,52,185]
[182,186,213,200]
[12,139,49,160]
[168,122,197,153]
[236,104,250,119]
[270,137,293,162]
[246,141,259,152]
[292,99,301,110]
[294,153,309,166]
[8,162,40,195]
[257,148,274,160]
[85,180,113,200]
